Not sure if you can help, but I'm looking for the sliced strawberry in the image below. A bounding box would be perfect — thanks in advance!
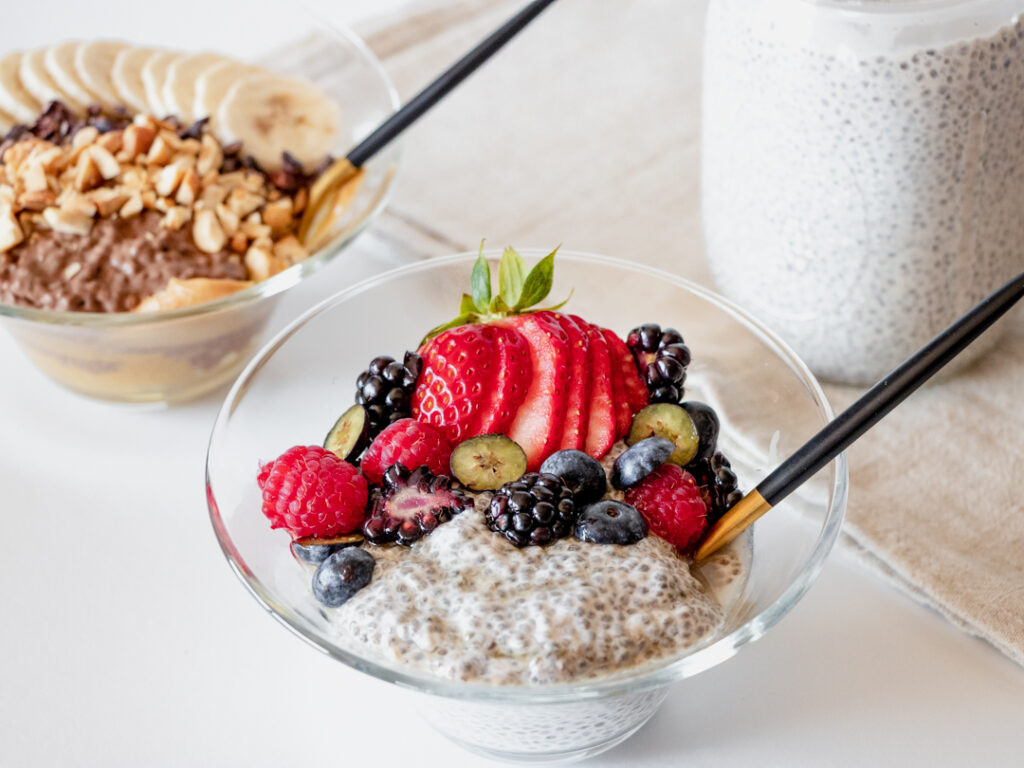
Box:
[477,325,533,436]
[500,311,571,470]
[582,324,616,459]
[412,324,499,443]
[603,328,632,439]
[602,328,649,414]
[553,314,593,451]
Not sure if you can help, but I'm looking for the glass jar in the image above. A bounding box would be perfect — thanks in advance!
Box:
[701,0,1024,384]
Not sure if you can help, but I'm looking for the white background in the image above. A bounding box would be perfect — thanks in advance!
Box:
[2,2,1024,766]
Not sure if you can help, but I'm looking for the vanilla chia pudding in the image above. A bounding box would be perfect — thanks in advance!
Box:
[328,445,750,686]
[702,0,1024,384]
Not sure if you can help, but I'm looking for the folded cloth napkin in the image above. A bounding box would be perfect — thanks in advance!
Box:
[823,311,1024,667]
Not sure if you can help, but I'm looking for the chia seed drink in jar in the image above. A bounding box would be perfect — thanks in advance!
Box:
[701,0,1024,384]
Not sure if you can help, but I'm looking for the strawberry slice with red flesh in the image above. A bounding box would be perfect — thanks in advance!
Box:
[553,314,593,451]
[602,327,632,439]
[476,324,533,436]
[412,324,499,444]
[602,327,649,414]
[582,323,617,459]
[500,311,571,470]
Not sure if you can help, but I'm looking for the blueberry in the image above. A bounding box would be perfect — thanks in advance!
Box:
[574,500,648,545]
[539,450,607,504]
[681,401,720,462]
[611,437,675,489]
[290,540,343,565]
[312,548,376,607]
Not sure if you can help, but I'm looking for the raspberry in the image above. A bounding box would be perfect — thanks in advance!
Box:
[359,418,453,486]
[257,445,368,539]
[625,464,708,553]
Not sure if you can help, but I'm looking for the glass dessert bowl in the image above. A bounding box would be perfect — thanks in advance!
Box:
[0,0,400,404]
[206,250,848,763]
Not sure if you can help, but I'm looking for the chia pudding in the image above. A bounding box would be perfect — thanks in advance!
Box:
[701,0,1024,384]
[329,446,749,686]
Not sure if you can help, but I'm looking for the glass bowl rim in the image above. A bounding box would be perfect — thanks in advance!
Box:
[0,18,401,329]
[206,248,849,704]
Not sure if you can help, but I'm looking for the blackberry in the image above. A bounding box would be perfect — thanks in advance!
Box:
[362,464,472,546]
[486,473,577,547]
[626,323,691,404]
[355,351,423,437]
[686,450,743,524]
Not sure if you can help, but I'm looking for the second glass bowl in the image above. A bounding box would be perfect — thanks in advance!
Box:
[0,0,400,404]
[207,250,848,763]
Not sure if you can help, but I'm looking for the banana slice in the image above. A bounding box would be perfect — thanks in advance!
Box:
[217,73,341,171]
[111,47,158,113]
[0,52,40,123]
[75,40,130,108]
[141,50,180,118]
[134,277,253,312]
[44,42,97,108]
[20,47,84,112]
[162,52,230,124]
[193,60,263,126]
[0,106,15,132]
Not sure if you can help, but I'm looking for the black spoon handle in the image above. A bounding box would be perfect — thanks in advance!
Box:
[759,270,1024,505]
[697,270,1024,559]
[347,0,560,168]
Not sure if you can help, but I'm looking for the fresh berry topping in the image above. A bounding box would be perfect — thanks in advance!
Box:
[486,472,577,547]
[450,434,528,491]
[257,445,368,539]
[627,403,700,466]
[312,548,376,607]
[324,404,371,461]
[574,500,648,545]
[603,328,633,439]
[681,401,720,463]
[611,437,675,490]
[626,324,691,404]
[412,324,497,443]
[582,323,617,459]
[290,533,364,565]
[625,464,708,553]
[501,311,571,470]
[362,464,472,545]
[554,314,593,450]
[539,449,607,505]
[360,419,453,487]
[355,351,423,438]
[603,328,650,414]
[477,325,533,436]
[686,450,743,525]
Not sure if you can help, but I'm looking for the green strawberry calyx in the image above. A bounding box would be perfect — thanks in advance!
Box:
[421,244,573,343]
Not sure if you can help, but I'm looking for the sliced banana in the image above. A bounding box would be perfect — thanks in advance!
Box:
[134,277,252,312]
[141,50,180,118]
[44,42,96,108]
[193,60,263,126]
[20,47,83,112]
[162,52,230,124]
[111,47,157,113]
[217,73,341,171]
[0,106,15,132]
[0,52,40,123]
[76,40,130,108]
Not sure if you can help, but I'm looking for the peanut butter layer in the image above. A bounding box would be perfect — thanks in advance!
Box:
[0,210,247,311]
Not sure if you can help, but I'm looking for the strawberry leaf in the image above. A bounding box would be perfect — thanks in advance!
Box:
[498,247,526,308]
[489,295,511,314]
[471,245,491,313]
[527,287,574,314]
[459,293,478,315]
[514,247,558,310]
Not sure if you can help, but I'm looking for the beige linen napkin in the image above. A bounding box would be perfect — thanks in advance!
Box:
[823,312,1024,667]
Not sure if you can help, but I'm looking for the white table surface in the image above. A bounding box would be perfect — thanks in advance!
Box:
[2,2,1024,766]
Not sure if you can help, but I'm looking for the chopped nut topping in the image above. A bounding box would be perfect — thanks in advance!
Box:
[193,208,227,254]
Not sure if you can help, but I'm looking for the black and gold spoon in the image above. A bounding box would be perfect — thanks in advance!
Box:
[696,270,1024,560]
[299,0,560,247]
